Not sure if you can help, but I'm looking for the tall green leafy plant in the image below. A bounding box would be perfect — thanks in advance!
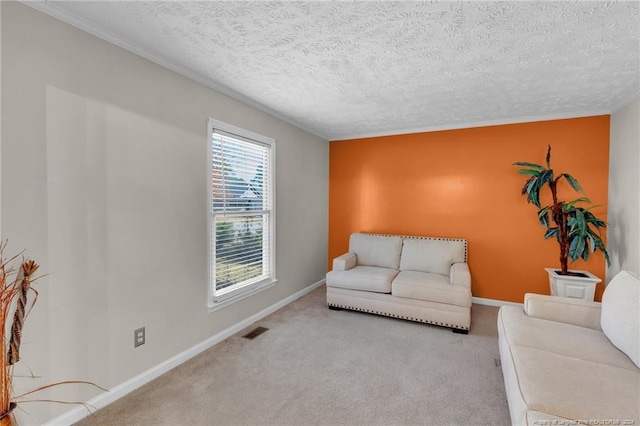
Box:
[514,145,610,275]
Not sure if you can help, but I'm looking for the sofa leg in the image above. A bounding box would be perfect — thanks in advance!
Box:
[452,328,469,334]
[328,305,342,311]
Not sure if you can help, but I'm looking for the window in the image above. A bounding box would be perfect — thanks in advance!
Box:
[208,119,275,308]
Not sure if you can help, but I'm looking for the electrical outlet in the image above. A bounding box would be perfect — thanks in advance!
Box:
[134,327,145,348]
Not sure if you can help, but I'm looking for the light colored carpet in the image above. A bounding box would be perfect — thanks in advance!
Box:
[76,286,511,425]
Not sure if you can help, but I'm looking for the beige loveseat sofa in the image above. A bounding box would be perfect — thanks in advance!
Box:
[326,233,472,332]
[498,270,639,425]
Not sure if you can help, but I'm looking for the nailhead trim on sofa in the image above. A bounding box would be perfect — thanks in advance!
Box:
[327,303,470,331]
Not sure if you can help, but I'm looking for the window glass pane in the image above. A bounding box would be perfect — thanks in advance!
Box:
[212,134,269,213]
[215,215,269,291]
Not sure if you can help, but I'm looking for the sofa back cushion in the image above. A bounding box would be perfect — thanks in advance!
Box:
[400,238,466,276]
[349,233,403,269]
[601,270,640,368]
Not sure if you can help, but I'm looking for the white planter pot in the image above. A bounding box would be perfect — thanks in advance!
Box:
[545,268,601,301]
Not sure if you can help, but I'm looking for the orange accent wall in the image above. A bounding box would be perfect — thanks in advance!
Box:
[329,116,610,303]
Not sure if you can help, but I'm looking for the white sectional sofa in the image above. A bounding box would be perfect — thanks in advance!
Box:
[498,270,640,425]
[326,233,472,332]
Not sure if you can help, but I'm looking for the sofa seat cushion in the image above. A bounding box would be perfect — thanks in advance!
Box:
[326,266,397,294]
[391,271,471,308]
[499,306,638,371]
[506,344,639,422]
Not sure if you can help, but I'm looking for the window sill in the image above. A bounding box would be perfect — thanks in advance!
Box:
[207,279,277,313]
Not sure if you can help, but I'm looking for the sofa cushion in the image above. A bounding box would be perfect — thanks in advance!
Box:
[349,234,403,269]
[601,270,640,368]
[399,238,465,276]
[392,271,471,308]
[326,266,397,293]
[507,344,638,422]
[499,306,637,371]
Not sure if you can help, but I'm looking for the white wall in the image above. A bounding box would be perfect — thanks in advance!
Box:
[607,96,640,280]
[1,3,328,424]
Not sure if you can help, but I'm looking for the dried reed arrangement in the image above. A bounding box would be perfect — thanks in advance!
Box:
[0,242,103,425]
[0,242,35,424]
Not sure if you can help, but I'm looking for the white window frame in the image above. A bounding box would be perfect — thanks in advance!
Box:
[207,118,276,310]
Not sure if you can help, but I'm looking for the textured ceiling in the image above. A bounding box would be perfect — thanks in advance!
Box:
[29,1,640,140]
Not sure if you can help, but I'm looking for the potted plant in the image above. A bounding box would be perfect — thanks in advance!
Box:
[513,145,610,300]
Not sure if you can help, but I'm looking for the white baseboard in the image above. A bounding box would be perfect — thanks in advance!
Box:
[43,278,326,426]
[472,296,523,308]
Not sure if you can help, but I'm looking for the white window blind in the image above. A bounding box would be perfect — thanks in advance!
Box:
[208,119,275,306]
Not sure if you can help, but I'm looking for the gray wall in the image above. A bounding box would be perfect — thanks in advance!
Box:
[607,96,640,280]
[1,3,328,423]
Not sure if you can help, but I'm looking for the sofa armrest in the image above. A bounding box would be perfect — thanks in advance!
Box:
[524,293,602,330]
[450,262,471,288]
[332,253,357,271]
